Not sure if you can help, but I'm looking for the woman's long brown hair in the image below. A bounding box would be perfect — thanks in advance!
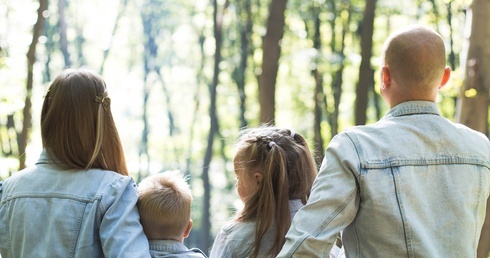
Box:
[235,126,317,257]
[41,69,128,175]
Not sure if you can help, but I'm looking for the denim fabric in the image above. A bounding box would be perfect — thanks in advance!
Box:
[210,199,318,258]
[148,240,207,258]
[0,150,151,258]
[278,101,490,258]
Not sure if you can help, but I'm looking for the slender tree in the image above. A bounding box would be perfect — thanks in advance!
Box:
[310,6,325,164]
[328,0,351,137]
[234,0,252,128]
[18,0,48,170]
[200,0,229,252]
[58,0,71,68]
[355,0,376,125]
[99,0,129,75]
[455,0,489,136]
[259,0,288,124]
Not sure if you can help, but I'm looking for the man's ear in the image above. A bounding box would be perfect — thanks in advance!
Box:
[183,219,193,238]
[381,66,391,89]
[439,66,451,89]
[253,172,263,184]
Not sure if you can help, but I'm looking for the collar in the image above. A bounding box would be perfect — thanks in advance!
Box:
[383,101,441,119]
[149,239,189,252]
[35,149,63,166]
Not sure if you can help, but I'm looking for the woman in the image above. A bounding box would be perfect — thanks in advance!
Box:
[0,69,150,257]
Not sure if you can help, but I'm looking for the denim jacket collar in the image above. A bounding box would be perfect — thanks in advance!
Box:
[383,101,440,119]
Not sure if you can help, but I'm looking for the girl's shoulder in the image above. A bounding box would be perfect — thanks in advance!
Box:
[220,219,256,238]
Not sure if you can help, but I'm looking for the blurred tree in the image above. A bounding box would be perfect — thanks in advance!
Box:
[259,0,288,124]
[304,1,326,163]
[200,0,229,252]
[58,0,71,68]
[327,0,351,139]
[355,0,376,126]
[455,0,489,136]
[232,0,253,129]
[99,0,129,75]
[18,0,48,170]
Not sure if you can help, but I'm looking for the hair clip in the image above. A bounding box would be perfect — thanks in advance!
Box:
[268,141,276,148]
[95,92,111,111]
[290,130,295,138]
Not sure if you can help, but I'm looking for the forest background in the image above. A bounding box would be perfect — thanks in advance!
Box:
[1,0,489,255]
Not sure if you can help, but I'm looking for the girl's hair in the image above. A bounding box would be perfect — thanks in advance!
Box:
[41,69,128,175]
[234,126,317,257]
[137,170,193,239]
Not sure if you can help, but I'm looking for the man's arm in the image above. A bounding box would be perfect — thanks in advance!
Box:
[478,197,490,258]
[277,133,360,257]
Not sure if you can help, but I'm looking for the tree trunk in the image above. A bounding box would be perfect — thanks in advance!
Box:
[235,0,252,129]
[18,0,48,170]
[354,0,376,126]
[58,0,71,68]
[99,0,128,75]
[200,0,227,252]
[138,3,160,180]
[311,12,325,164]
[455,1,490,256]
[259,0,288,124]
[324,0,350,138]
[455,0,489,136]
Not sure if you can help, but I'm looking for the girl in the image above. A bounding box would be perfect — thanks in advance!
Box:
[0,69,151,257]
[209,126,318,258]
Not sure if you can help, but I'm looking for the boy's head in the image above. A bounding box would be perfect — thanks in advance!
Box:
[137,170,193,241]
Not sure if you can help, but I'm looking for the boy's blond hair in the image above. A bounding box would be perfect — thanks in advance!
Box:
[137,170,192,240]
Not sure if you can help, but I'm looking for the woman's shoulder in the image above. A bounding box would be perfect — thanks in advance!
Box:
[219,219,256,237]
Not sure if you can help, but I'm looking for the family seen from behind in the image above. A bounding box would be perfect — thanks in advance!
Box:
[1,24,490,258]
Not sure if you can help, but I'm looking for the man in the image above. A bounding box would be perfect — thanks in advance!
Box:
[278,25,490,257]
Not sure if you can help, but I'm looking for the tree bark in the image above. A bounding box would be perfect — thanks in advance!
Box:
[18,0,48,170]
[99,0,128,75]
[58,0,71,68]
[259,0,288,124]
[455,0,489,136]
[235,0,252,129]
[311,11,325,164]
[200,0,227,252]
[354,0,376,126]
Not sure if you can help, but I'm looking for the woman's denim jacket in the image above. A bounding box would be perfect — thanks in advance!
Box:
[278,101,490,258]
[0,150,151,258]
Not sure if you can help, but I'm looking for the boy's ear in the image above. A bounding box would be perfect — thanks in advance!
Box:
[183,219,193,238]
[253,172,263,184]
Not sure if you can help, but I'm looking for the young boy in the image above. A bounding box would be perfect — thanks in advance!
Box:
[137,170,207,258]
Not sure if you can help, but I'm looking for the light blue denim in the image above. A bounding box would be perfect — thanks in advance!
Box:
[210,199,312,258]
[148,240,207,258]
[0,150,151,258]
[278,101,490,258]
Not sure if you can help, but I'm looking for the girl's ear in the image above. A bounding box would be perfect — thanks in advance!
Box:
[253,172,263,184]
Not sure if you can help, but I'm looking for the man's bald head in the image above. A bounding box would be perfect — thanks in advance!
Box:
[382,25,447,95]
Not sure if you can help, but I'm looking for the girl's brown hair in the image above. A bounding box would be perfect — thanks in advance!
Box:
[41,69,128,175]
[234,126,317,257]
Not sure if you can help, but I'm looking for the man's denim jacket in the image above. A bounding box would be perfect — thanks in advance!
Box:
[278,101,490,258]
[0,150,151,258]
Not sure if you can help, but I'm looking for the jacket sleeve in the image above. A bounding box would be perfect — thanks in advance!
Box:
[209,226,235,258]
[99,176,151,258]
[277,133,360,257]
